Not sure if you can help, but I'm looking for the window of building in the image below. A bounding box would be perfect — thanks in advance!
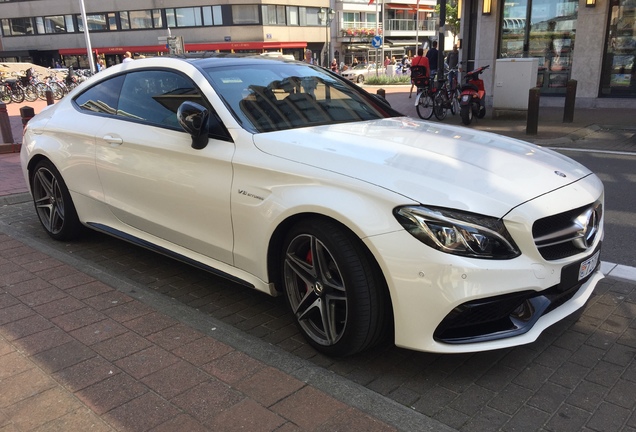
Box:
[262,5,286,25]
[499,0,577,94]
[77,13,114,32]
[287,7,299,26]
[177,7,203,27]
[1,17,34,35]
[232,5,259,25]
[120,12,129,30]
[198,6,222,26]
[304,8,321,26]
[120,9,162,30]
[601,0,636,98]
[66,15,76,32]
[40,16,66,33]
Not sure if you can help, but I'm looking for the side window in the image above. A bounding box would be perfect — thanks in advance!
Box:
[74,75,124,114]
[117,70,204,129]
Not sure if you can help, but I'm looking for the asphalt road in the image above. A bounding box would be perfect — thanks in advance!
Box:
[555,149,636,268]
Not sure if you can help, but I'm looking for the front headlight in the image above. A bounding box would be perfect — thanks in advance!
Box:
[394,206,520,259]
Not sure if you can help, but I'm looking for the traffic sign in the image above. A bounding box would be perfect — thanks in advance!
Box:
[371,35,382,48]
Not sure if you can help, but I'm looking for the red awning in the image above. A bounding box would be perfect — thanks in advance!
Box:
[59,41,307,56]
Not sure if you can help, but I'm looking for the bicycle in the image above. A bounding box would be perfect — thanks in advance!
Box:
[432,69,461,121]
[411,66,434,120]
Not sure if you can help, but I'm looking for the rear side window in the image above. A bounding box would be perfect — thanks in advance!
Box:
[117,70,205,128]
[74,75,124,114]
[75,68,231,141]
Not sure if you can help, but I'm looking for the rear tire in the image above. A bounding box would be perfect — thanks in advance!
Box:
[460,104,473,125]
[433,92,447,121]
[416,92,434,120]
[10,86,24,103]
[30,160,82,241]
[281,218,390,356]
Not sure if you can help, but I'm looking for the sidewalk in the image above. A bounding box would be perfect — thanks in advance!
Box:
[0,101,424,432]
[1,93,635,432]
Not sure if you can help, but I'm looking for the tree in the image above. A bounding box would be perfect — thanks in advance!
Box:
[435,2,460,45]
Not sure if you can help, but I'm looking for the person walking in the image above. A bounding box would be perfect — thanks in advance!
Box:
[426,40,439,80]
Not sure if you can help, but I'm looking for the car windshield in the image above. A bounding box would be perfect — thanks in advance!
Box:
[203,62,399,133]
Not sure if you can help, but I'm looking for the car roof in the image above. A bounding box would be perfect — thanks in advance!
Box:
[171,53,304,70]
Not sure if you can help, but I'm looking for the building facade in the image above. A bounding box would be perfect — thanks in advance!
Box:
[460,0,636,107]
[0,0,437,70]
[4,0,630,106]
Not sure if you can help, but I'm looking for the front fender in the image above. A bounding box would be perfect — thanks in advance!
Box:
[230,160,411,283]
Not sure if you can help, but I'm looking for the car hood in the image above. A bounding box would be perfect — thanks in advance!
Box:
[252,117,593,217]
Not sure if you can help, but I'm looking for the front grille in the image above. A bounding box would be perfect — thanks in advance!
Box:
[533,201,602,261]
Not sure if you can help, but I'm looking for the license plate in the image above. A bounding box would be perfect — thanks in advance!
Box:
[579,250,600,281]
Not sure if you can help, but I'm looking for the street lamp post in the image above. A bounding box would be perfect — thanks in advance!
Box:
[319,8,335,67]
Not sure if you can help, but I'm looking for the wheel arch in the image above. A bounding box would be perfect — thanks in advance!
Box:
[25,154,51,188]
[266,212,391,304]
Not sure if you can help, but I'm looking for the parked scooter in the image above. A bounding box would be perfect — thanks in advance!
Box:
[459,65,490,125]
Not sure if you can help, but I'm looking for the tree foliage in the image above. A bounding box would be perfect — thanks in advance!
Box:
[435,2,460,43]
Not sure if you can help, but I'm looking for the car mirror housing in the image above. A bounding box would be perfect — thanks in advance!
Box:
[177,101,210,149]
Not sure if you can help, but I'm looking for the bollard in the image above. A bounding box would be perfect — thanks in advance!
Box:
[20,106,35,127]
[526,87,540,136]
[46,89,54,106]
[0,102,14,144]
[563,79,577,123]
[376,88,386,99]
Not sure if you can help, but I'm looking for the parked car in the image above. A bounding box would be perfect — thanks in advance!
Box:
[341,63,381,83]
[21,55,604,357]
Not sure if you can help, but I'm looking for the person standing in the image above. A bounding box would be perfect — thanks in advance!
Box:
[122,51,133,63]
[426,40,439,79]
[304,49,314,64]
[446,44,459,89]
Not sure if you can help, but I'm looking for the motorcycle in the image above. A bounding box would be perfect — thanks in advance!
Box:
[459,65,490,125]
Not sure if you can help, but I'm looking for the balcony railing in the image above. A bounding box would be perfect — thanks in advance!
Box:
[385,18,436,32]
[338,19,436,38]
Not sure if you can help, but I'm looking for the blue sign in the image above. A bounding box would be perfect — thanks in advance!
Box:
[371,35,383,48]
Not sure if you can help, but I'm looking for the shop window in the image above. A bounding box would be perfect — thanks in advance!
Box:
[601,0,636,97]
[500,0,577,94]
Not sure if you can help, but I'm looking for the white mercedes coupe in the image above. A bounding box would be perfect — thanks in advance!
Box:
[21,55,604,356]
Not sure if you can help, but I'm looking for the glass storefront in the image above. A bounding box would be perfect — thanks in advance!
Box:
[500,0,578,94]
[601,0,636,98]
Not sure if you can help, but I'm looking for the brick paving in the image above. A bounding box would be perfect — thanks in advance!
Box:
[1,91,636,431]
[0,230,414,431]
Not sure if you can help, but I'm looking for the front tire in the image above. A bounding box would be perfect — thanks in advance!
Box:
[356,75,365,84]
[281,218,390,356]
[460,104,473,125]
[30,160,82,240]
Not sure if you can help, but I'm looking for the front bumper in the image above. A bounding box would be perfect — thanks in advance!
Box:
[364,178,604,354]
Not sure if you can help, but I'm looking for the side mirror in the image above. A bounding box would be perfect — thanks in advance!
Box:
[177,101,210,149]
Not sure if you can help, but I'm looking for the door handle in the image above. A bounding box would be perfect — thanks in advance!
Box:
[102,135,123,146]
